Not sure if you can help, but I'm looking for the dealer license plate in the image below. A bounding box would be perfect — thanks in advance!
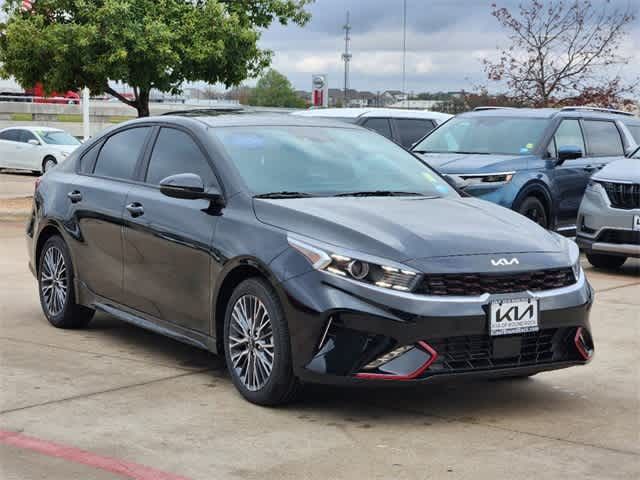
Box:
[490,298,539,336]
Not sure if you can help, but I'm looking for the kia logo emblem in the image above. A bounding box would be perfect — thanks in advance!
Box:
[491,258,519,267]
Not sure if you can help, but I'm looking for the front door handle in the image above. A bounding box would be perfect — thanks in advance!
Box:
[67,191,82,203]
[126,202,144,218]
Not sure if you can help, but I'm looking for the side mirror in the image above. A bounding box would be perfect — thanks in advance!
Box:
[159,173,224,206]
[28,139,40,146]
[556,145,582,165]
[443,174,468,191]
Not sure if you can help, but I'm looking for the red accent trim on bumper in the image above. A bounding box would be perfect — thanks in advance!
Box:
[574,327,593,361]
[355,341,438,381]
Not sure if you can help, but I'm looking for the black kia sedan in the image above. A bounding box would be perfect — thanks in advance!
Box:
[27,114,595,405]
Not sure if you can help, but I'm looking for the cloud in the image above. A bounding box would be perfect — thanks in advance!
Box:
[260,0,640,93]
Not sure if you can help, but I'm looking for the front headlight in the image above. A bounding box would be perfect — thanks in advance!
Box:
[456,172,515,185]
[288,236,420,291]
[552,232,582,280]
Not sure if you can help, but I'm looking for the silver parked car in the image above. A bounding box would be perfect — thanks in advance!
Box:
[576,147,640,269]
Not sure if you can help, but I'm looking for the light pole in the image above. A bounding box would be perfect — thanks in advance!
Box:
[402,0,407,101]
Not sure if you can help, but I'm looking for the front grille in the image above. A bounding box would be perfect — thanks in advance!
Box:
[425,328,580,374]
[598,181,640,210]
[596,229,640,245]
[417,268,576,296]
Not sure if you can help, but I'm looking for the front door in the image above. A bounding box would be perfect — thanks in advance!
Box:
[546,119,592,228]
[122,127,220,333]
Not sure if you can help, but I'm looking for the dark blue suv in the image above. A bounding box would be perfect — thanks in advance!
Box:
[412,107,640,234]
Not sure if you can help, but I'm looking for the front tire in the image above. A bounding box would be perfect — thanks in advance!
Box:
[38,235,94,328]
[517,196,548,229]
[223,278,300,406]
[586,253,626,270]
[42,157,57,174]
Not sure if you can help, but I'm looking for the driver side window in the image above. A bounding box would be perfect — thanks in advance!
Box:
[548,119,585,159]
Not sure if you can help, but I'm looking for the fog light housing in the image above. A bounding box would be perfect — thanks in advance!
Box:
[574,327,594,361]
[356,341,438,380]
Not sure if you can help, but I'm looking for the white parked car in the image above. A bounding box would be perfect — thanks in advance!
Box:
[0,126,81,174]
[292,108,452,148]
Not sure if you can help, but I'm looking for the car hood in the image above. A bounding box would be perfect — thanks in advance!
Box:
[593,159,640,183]
[47,144,78,154]
[415,152,531,173]
[253,196,562,262]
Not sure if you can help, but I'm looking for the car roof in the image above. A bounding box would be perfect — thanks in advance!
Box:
[292,107,452,121]
[0,125,65,133]
[459,106,638,121]
[134,113,364,129]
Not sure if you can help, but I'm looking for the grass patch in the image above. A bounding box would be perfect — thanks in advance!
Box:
[10,113,33,121]
[56,114,82,122]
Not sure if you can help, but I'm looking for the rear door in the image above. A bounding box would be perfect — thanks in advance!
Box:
[122,126,219,333]
[582,119,626,170]
[73,126,153,304]
[392,118,436,148]
[0,129,20,169]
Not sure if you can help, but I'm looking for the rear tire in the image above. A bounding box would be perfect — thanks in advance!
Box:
[586,253,626,270]
[38,235,94,329]
[223,278,300,406]
[517,197,548,229]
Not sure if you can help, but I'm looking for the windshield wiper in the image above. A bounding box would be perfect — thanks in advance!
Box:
[449,151,491,155]
[253,191,316,199]
[334,190,426,197]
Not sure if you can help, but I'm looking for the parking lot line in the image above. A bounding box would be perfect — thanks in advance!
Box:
[0,429,192,480]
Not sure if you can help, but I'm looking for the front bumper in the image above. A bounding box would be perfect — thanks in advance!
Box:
[280,265,594,385]
[576,185,640,258]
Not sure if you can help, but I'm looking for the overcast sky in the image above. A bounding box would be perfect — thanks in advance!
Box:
[1,0,638,94]
[262,0,640,93]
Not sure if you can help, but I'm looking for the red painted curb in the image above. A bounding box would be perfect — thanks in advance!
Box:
[0,429,191,480]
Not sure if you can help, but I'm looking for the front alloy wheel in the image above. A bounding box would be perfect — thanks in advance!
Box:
[229,295,275,391]
[43,158,57,173]
[223,278,299,405]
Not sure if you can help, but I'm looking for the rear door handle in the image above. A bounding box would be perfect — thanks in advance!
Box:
[126,202,144,218]
[67,191,82,203]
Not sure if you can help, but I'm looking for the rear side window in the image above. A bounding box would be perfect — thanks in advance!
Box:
[395,118,436,148]
[362,118,392,139]
[0,130,18,141]
[146,128,215,186]
[93,127,151,180]
[583,120,624,156]
[551,119,585,158]
[79,142,102,174]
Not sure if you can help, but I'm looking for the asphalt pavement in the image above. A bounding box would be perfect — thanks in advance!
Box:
[0,215,639,479]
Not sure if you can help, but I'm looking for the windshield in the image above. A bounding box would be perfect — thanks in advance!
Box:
[413,116,549,155]
[38,130,80,146]
[213,126,456,197]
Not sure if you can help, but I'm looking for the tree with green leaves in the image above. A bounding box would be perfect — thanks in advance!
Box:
[0,0,312,116]
[248,69,305,108]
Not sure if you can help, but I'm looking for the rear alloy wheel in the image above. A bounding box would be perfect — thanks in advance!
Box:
[586,253,627,270]
[223,278,300,406]
[43,157,57,173]
[38,235,94,328]
[518,196,548,229]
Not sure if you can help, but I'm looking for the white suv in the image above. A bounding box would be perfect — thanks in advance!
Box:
[292,108,452,148]
[0,126,81,174]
